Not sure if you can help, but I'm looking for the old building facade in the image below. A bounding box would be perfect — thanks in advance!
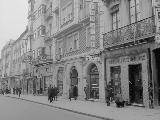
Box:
[53,0,105,101]
[1,0,160,109]
[102,0,160,108]
[1,40,15,91]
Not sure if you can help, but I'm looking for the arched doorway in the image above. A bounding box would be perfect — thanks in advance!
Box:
[57,67,64,96]
[70,66,78,97]
[89,64,99,99]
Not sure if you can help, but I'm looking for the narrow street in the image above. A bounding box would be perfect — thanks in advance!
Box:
[0,96,102,120]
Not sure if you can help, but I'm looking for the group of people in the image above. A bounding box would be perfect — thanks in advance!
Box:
[48,85,59,103]
[105,81,125,108]
[13,87,22,97]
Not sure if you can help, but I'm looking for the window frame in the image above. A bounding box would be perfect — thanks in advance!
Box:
[129,0,141,24]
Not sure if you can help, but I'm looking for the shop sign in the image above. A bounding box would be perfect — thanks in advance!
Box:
[155,7,160,44]
[153,0,160,7]
[155,7,160,34]
[85,55,100,62]
[108,53,147,65]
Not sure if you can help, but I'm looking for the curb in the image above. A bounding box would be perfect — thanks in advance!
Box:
[5,95,113,120]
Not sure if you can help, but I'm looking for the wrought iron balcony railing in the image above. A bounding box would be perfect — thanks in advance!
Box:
[103,16,156,49]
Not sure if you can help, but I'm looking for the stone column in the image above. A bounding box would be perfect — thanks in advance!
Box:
[142,61,149,107]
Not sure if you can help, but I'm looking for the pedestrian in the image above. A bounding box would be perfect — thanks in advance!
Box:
[69,87,72,101]
[48,86,51,101]
[105,87,110,106]
[53,86,56,101]
[49,87,53,103]
[84,84,89,100]
[73,85,78,100]
[115,93,125,108]
[55,86,59,101]
[2,89,4,95]
[18,88,22,97]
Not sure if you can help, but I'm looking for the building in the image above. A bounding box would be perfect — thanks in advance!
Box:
[26,0,57,95]
[0,28,28,94]
[52,0,105,101]
[102,0,160,108]
[0,59,2,90]
[1,40,15,91]
[10,28,29,94]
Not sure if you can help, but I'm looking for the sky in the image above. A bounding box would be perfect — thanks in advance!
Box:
[0,0,28,56]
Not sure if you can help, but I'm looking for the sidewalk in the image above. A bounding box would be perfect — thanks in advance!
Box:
[4,94,160,120]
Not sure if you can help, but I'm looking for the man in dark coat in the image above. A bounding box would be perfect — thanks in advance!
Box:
[73,85,78,100]
[48,87,51,101]
[18,88,22,97]
[49,87,54,103]
[55,86,59,101]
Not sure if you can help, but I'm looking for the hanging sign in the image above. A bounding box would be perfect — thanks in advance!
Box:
[153,0,160,7]
[155,7,160,44]
[85,55,100,62]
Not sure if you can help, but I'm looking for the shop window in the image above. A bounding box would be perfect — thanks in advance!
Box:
[110,66,121,99]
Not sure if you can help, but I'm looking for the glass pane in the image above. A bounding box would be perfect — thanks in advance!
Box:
[130,7,135,15]
[113,23,117,30]
[130,0,135,7]
[131,15,135,23]
[136,4,140,13]
[137,12,141,21]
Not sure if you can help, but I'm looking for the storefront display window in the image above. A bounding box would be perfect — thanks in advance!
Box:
[89,64,99,99]
[110,66,121,99]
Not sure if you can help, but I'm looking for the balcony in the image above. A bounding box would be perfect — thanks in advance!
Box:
[103,16,156,50]
[45,7,53,20]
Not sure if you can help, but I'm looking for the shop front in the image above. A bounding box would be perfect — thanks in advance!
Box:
[70,66,78,98]
[152,48,160,107]
[105,52,150,107]
[57,67,64,96]
[87,63,99,99]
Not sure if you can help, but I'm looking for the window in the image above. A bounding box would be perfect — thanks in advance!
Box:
[49,24,52,36]
[129,0,141,23]
[41,26,46,35]
[61,2,73,26]
[67,35,73,52]
[112,11,120,30]
[80,0,84,10]
[34,30,37,39]
[73,33,79,50]
[37,25,46,37]
[57,40,63,56]
[86,26,91,47]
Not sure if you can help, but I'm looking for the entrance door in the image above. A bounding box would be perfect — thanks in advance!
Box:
[154,49,160,105]
[89,64,99,99]
[70,67,78,97]
[129,64,143,104]
[57,67,64,96]
[110,66,121,100]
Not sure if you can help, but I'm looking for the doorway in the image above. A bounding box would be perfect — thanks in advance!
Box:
[70,66,78,97]
[57,67,64,96]
[154,49,160,105]
[129,64,143,104]
[89,64,99,99]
